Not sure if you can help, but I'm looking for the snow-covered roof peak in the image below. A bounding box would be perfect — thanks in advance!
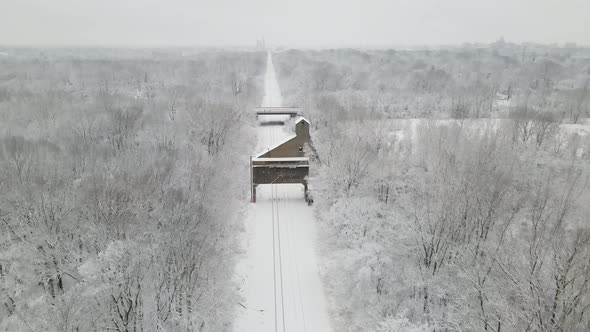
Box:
[295,116,310,124]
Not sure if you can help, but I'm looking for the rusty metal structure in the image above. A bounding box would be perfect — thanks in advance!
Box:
[251,116,312,203]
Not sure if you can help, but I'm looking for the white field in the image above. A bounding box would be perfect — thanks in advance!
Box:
[233,52,332,332]
[377,117,590,149]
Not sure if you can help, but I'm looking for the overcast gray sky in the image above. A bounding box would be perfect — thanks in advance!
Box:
[1,0,589,47]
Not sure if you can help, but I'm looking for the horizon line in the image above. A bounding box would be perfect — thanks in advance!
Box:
[1,41,589,50]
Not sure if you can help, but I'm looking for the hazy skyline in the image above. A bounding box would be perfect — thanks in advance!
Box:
[1,0,589,47]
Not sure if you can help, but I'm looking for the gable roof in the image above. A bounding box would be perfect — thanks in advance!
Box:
[295,116,310,124]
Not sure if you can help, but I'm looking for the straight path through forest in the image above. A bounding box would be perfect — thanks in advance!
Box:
[233,51,331,332]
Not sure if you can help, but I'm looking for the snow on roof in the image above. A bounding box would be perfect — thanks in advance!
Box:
[252,165,309,168]
[253,157,309,162]
[254,134,297,158]
[295,116,310,124]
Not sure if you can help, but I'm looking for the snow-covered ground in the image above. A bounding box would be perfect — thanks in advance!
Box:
[233,52,331,332]
[261,51,283,108]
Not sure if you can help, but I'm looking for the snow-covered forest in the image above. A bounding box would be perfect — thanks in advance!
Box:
[1,42,589,332]
[3,0,590,330]
[0,48,263,330]
[273,43,590,331]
